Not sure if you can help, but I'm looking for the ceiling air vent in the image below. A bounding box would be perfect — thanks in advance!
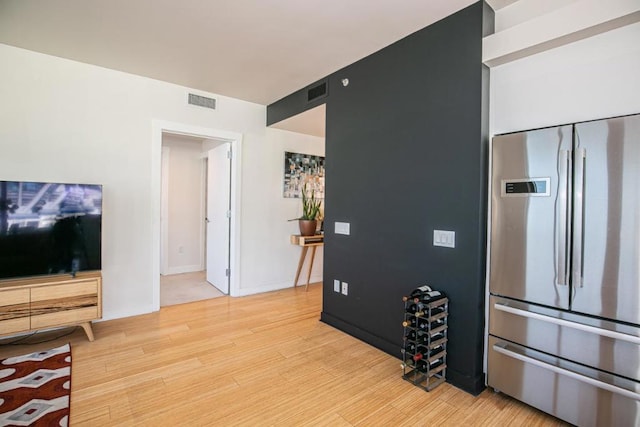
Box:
[188,93,216,110]
[307,81,327,102]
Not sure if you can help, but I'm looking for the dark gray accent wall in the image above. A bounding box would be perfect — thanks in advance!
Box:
[267,78,328,126]
[268,1,492,395]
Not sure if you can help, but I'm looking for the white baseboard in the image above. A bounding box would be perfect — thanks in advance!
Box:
[233,275,323,297]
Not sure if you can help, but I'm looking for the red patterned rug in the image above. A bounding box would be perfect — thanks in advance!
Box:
[0,344,71,426]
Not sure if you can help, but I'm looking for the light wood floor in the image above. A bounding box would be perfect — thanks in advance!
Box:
[0,283,568,426]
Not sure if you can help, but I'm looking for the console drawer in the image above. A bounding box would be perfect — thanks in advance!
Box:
[0,288,30,334]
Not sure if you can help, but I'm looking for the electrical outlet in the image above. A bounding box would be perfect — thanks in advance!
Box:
[341,281,349,295]
[333,279,341,293]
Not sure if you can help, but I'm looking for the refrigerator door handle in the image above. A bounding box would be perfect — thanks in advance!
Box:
[557,149,570,285]
[494,302,640,345]
[492,342,640,401]
[573,147,586,287]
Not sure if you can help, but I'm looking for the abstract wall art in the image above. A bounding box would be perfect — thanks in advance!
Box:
[283,151,325,199]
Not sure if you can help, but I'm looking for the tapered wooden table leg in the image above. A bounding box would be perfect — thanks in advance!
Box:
[80,322,95,341]
[305,245,317,291]
[294,246,309,287]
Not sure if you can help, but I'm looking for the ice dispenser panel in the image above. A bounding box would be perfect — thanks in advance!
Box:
[501,178,550,197]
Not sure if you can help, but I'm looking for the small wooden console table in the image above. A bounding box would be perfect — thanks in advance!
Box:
[290,234,323,291]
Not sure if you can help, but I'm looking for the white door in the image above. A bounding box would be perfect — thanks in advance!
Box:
[206,143,231,294]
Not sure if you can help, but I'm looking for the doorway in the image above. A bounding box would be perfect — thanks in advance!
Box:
[159,135,231,305]
[151,120,243,311]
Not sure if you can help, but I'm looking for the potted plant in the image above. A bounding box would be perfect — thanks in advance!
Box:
[297,183,322,236]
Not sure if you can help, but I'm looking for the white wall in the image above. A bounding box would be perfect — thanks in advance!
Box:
[483,0,640,67]
[494,0,579,32]
[162,136,205,274]
[238,128,325,295]
[0,43,325,321]
[490,20,640,133]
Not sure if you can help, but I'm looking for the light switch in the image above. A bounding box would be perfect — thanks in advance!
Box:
[335,222,350,235]
[434,230,455,248]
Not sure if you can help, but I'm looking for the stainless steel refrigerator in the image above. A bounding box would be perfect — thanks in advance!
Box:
[488,113,640,426]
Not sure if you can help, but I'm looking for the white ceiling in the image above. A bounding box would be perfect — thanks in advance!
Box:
[0,0,497,106]
[0,0,520,136]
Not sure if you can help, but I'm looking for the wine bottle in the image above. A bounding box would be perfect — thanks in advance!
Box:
[428,306,446,317]
[412,308,444,321]
[403,341,417,354]
[417,318,445,331]
[429,332,446,343]
[406,302,427,315]
[404,329,428,341]
[413,344,445,361]
[400,360,415,370]
[402,317,417,328]
[413,290,446,305]
[430,346,445,360]
[406,328,445,344]
[404,330,417,341]
[416,357,445,373]
[402,285,432,302]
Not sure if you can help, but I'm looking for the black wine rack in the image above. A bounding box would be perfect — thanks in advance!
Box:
[401,294,448,391]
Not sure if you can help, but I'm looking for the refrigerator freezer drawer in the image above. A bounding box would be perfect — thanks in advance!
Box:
[488,336,640,427]
[489,295,640,381]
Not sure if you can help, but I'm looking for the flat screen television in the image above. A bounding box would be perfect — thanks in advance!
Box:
[0,180,102,280]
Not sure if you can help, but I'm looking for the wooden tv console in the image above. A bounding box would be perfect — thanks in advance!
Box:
[0,271,102,341]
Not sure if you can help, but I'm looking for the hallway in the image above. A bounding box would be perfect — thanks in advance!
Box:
[160,271,224,306]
